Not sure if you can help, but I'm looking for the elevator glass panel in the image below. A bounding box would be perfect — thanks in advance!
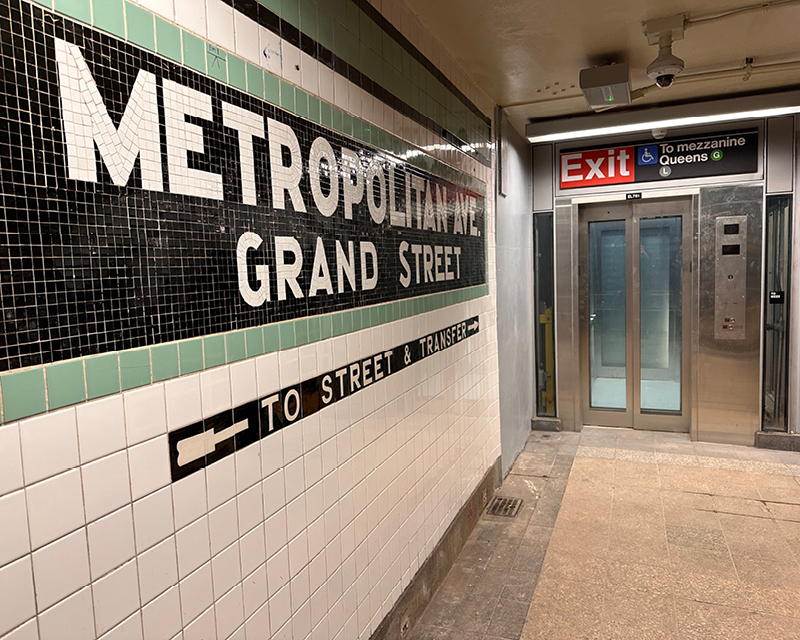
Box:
[639,217,682,412]
[588,220,627,410]
[763,195,791,431]
[534,212,556,417]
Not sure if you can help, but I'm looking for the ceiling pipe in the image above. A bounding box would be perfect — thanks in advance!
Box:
[685,0,800,25]
[504,57,800,110]
[631,57,800,101]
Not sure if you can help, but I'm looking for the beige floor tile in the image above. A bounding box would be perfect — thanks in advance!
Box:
[655,451,700,467]
[776,518,800,549]
[758,485,800,505]
[521,575,603,640]
[733,555,800,590]
[765,501,800,522]
[672,570,800,618]
[718,512,779,538]
[546,526,608,559]
[672,572,751,609]
[744,612,800,639]
[657,464,709,493]
[712,495,771,517]
[559,489,613,514]
[694,456,746,471]
[703,468,759,499]
[576,445,616,460]
[675,599,756,640]
[540,546,607,585]
[669,545,739,580]
[742,460,793,476]
[666,524,728,553]
[662,490,721,530]
[609,509,667,534]
[726,530,796,563]
[742,584,800,618]
[601,585,678,640]
[608,534,671,567]
[605,560,674,596]
[569,457,615,484]
[614,448,656,463]
[749,471,800,490]
[613,460,661,489]
[611,484,663,508]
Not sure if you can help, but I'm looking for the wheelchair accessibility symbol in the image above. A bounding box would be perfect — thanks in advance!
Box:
[638,145,658,165]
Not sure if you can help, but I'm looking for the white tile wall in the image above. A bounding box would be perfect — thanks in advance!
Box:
[2,1,501,639]
[19,408,79,485]
[0,556,36,636]
[82,451,132,522]
[0,423,23,495]
[87,506,136,580]
[0,490,29,567]
[38,587,94,640]
[31,528,90,611]
[77,396,126,463]
[26,469,85,550]
[124,385,167,446]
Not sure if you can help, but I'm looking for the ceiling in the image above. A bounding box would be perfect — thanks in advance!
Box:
[402,0,800,136]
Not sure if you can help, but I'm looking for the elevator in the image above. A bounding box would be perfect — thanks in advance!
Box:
[579,197,692,432]
[530,117,796,445]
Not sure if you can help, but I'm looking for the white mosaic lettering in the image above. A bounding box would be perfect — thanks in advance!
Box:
[267,118,306,211]
[341,148,364,220]
[237,232,270,307]
[336,240,356,293]
[274,236,304,300]
[366,159,386,224]
[309,236,334,296]
[163,79,224,200]
[308,137,339,217]
[359,242,378,291]
[55,39,163,190]
[221,102,264,205]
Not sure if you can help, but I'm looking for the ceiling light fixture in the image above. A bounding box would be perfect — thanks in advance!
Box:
[526,91,800,143]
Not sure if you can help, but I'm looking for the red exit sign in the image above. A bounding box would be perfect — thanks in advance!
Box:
[560,146,635,189]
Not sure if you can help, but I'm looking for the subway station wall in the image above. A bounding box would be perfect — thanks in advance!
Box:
[0,1,501,639]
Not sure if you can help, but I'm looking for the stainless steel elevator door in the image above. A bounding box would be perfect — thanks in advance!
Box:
[579,197,691,432]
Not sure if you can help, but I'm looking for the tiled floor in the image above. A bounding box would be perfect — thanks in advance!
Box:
[409,427,800,640]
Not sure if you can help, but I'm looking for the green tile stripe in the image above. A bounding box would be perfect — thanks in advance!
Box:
[27,0,486,192]
[0,285,488,423]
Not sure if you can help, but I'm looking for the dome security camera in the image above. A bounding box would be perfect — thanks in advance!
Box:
[646,37,684,89]
[655,74,676,89]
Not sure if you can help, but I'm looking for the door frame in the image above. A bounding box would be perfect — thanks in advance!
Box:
[577,196,693,432]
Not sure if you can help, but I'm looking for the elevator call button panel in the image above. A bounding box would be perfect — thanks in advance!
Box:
[714,215,747,340]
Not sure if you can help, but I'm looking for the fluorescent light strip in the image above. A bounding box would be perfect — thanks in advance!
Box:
[527,105,800,143]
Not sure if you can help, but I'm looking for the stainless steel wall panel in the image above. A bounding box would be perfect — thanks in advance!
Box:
[533,145,554,212]
[554,201,579,429]
[496,115,535,473]
[697,185,764,444]
[766,117,794,194]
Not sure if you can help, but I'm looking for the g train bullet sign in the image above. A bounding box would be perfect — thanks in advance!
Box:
[559,130,759,189]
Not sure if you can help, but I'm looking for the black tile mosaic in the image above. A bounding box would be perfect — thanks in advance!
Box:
[0,0,486,372]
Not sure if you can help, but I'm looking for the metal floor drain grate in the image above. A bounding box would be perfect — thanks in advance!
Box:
[487,497,522,517]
